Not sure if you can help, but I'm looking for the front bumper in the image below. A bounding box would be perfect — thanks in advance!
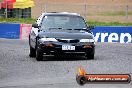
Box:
[37,42,95,55]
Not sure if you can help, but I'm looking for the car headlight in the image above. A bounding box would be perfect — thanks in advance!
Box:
[80,39,95,43]
[40,38,57,42]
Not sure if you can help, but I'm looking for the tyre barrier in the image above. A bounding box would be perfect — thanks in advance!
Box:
[0,23,132,43]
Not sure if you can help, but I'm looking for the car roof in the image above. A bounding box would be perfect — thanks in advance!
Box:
[42,12,81,16]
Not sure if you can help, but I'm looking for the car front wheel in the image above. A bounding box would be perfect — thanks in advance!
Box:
[36,48,43,61]
[29,46,36,57]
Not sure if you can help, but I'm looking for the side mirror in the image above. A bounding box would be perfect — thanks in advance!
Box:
[32,24,39,28]
[87,26,95,30]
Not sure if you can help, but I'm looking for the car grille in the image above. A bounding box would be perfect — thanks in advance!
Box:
[57,39,79,43]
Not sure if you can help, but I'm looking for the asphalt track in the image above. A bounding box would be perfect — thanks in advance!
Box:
[0,39,132,88]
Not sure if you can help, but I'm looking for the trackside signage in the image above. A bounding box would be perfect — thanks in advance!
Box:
[0,23,132,43]
[92,26,132,43]
[0,23,20,39]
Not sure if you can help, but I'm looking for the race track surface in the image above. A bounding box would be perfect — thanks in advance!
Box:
[0,39,132,88]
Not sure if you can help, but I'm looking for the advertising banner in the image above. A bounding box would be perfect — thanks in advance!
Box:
[92,26,132,43]
[0,23,132,44]
[0,23,20,39]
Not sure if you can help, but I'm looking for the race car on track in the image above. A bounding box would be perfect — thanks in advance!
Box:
[29,12,95,61]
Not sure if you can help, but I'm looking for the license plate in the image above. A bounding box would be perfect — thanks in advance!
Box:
[62,45,75,50]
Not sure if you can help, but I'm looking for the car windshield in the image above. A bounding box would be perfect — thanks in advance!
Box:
[41,15,87,30]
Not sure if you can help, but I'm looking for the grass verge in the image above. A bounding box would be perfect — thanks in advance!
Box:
[87,21,132,26]
[0,18,132,26]
[0,18,36,24]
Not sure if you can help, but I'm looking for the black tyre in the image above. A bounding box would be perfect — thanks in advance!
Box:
[29,46,36,57]
[36,48,43,61]
[29,36,36,57]
[86,53,94,60]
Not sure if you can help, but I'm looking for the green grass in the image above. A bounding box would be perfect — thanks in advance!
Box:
[0,18,36,24]
[0,18,132,26]
[87,20,132,26]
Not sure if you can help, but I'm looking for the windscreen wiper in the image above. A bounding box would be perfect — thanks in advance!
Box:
[73,29,87,32]
[64,28,73,30]
[49,28,62,30]
[73,28,87,30]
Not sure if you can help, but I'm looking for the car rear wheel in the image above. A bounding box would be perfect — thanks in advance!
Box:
[29,46,36,57]
[36,48,43,61]
[86,53,94,60]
